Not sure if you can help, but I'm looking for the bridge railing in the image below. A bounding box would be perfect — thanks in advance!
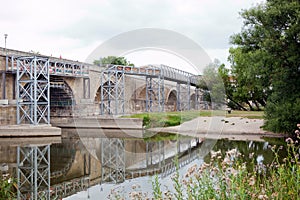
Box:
[1,47,90,77]
[105,64,161,76]
[104,64,200,85]
[159,64,200,85]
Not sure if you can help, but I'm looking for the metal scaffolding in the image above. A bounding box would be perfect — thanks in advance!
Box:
[5,52,90,77]
[176,82,191,111]
[100,69,125,115]
[195,88,202,110]
[17,145,50,200]
[99,64,201,115]
[100,138,125,184]
[16,56,50,125]
[145,76,164,112]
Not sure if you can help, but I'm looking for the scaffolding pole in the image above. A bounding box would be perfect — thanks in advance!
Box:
[17,145,50,200]
[16,56,50,125]
[195,88,202,110]
[100,138,125,184]
[145,76,164,112]
[100,70,125,115]
[176,82,191,111]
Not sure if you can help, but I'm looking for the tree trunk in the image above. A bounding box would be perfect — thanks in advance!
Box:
[245,101,254,111]
[253,100,261,111]
[227,96,248,111]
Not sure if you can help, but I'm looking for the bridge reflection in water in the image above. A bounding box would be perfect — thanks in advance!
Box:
[0,133,203,199]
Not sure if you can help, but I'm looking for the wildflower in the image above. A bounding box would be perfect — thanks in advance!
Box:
[249,152,254,159]
[222,157,231,165]
[258,194,268,199]
[226,167,237,176]
[285,138,294,144]
[210,150,221,159]
[249,176,255,186]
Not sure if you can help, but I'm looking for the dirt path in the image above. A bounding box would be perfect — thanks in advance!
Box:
[149,117,286,141]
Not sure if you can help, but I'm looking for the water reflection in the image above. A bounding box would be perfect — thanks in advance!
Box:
[0,135,286,199]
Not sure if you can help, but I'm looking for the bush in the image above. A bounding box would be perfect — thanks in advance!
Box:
[264,98,300,133]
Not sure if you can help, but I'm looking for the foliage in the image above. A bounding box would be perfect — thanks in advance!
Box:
[172,156,183,200]
[0,176,16,199]
[152,174,163,199]
[93,56,134,66]
[229,0,300,133]
[228,48,269,111]
[151,138,300,200]
[198,59,226,109]
[125,111,210,129]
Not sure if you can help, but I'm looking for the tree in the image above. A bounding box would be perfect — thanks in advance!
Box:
[93,56,134,66]
[228,47,269,111]
[198,59,226,109]
[230,0,300,133]
[217,61,248,111]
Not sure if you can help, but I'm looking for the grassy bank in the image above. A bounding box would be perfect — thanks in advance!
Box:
[123,110,263,129]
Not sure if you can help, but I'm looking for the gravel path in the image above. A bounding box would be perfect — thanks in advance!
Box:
[149,117,286,141]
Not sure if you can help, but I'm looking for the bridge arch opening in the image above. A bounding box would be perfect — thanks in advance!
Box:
[166,90,177,111]
[130,86,146,112]
[94,81,116,103]
[50,142,77,184]
[130,86,157,112]
[49,77,74,116]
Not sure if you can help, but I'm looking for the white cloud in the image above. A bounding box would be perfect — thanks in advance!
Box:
[0,0,265,65]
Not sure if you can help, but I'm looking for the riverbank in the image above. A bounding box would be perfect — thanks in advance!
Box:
[148,116,286,141]
[0,124,61,137]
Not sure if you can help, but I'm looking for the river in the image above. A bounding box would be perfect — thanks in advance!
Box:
[0,130,286,199]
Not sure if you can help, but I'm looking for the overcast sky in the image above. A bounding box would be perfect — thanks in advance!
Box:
[0,0,264,70]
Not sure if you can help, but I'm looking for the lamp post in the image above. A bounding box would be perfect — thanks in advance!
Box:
[4,34,7,54]
[2,34,8,99]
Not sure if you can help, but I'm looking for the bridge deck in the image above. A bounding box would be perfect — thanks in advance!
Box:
[105,64,200,85]
[1,47,90,77]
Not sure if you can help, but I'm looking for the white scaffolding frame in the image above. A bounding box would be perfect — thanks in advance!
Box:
[176,81,191,111]
[145,76,164,112]
[100,70,125,115]
[100,138,125,184]
[17,145,50,200]
[16,56,50,125]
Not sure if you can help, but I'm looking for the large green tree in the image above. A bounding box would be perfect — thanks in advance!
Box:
[230,0,300,133]
[94,56,134,66]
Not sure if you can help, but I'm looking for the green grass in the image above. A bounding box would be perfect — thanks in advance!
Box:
[123,110,264,128]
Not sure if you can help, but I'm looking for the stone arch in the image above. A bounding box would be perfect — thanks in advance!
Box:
[50,78,74,116]
[50,141,76,182]
[130,85,147,112]
[94,81,116,103]
[166,89,177,111]
[130,84,158,112]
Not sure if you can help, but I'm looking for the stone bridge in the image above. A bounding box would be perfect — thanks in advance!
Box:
[0,47,203,125]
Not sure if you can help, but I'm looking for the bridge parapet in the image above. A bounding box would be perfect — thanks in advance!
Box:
[0,47,90,77]
[103,64,200,85]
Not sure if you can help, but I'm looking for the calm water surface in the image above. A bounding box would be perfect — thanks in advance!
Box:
[0,132,286,199]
